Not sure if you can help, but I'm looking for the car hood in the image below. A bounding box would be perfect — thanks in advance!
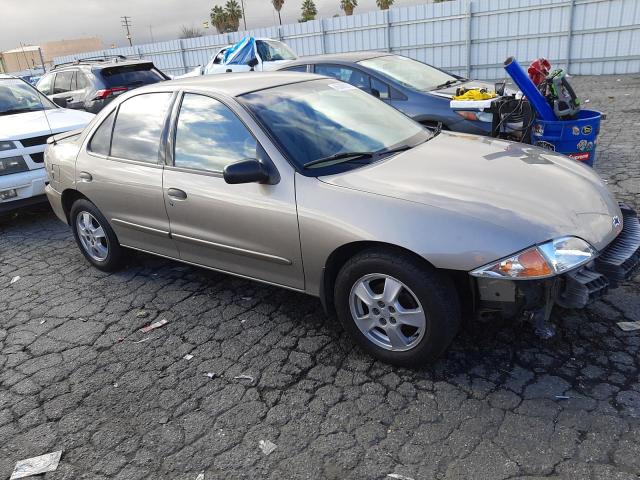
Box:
[0,109,94,141]
[320,132,621,251]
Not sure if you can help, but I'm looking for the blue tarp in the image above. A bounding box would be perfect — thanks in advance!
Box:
[223,37,256,65]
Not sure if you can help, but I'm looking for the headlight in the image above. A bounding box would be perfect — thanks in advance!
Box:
[470,236,595,279]
[0,141,16,151]
[0,156,29,176]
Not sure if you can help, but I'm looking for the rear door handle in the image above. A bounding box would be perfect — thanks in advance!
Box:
[78,171,92,182]
[66,96,74,102]
[167,188,187,200]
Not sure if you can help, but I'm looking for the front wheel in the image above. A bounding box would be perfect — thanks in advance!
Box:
[70,199,125,272]
[334,249,461,367]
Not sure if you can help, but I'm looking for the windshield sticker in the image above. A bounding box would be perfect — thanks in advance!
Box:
[328,82,357,91]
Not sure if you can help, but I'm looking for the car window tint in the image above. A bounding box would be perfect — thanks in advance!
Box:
[37,74,54,95]
[76,71,88,89]
[174,94,257,172]
[53,71,73,94]
[371,77,390,100]
[110,93,172,162]
[282,65,307,72]
[314,65,370,90]
[88,111,115,155]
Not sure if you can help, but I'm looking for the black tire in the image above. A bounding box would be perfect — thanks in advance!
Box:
[334,248,460,367]
[70,199,125,272]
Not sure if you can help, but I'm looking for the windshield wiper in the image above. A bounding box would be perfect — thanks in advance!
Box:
[303,151,373,169]
[434,79,460,89]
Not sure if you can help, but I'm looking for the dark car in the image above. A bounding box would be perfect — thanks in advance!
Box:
[278,51,500,135]
[36,56,169,113]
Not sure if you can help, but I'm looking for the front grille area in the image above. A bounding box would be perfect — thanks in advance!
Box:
[19,135,51,148]
[595,204,640,287]
[29,152,44,163]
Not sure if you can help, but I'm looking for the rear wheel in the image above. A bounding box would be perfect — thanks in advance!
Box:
[334,249,460,367]
[70,199,125,272]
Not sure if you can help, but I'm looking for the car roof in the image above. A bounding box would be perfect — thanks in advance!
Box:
[0,74,18,80]
[50,58,155,72]
[140,71,322,97]
[283,51,391,66]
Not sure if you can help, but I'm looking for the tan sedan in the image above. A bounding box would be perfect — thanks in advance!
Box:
[44,72,640,365]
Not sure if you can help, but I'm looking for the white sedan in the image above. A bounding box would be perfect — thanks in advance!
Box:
[0,75,94,213]
[178,38,297,78]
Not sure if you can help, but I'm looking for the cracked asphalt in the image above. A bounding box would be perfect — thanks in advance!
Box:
[1,74,640,480]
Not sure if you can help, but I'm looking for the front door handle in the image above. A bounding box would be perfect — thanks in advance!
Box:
[78,171,92,182]
[66,96,74,102]
[167,188,187,200]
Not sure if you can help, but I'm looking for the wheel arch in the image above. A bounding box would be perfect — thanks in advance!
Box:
[61,189,90,224]
[320,241,472,316]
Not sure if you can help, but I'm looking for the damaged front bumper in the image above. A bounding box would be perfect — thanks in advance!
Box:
[475,203,640,336]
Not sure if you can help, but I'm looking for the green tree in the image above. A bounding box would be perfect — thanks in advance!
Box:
[210,5,228,33]
[376,0,393,10]
[225,0,243,31]
[272,0,285,25]
[340,0,357,16]
[299,0,317,22]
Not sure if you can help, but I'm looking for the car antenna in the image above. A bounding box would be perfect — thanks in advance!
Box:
[33,79,57,145]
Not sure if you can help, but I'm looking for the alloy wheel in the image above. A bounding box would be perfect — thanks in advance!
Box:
[349,273,426,351]
[76,211,109,262]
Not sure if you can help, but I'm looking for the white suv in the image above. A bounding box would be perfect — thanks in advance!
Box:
[0,75,94,213]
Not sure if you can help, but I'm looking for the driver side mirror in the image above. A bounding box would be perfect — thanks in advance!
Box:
[370,88,381,99]
[248,58,259,70]
[223,159,271,185]
[52,97,68,108]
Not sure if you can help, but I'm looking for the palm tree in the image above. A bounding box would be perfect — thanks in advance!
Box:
[272,0,285,25]
[376,0,393,10]
[300,0,317,21]
[210,5,228,33]
[340,0,358,16]
[225,0,243,31]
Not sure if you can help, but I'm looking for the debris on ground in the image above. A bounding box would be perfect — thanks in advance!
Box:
[184,354,194,360]
[10,276,20,285]
[234,374,255,383]
[387,474,415,480]
[39,320,46,325]
[204,372,216,379]
[258,439,277,456]
[139,318,168,333]
[555,395,570,400]
[132,337,154,344]
[195,472,205,480]
[584,99,590,103]
[113,383,119,388]
[617,321,640,331]
[136,310,149,318]
[117,337,125,342]
[10,451,62,480]
[241,296,253,301]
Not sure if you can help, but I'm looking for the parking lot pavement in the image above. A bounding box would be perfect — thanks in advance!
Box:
[1,74,639,480]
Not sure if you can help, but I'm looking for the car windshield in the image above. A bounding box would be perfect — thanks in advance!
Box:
[0,77,56,115]
[359,55,460,91]
[256,40,296,62]
[240,79,431,174]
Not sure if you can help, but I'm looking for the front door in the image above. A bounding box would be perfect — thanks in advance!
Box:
[163,92,304,289]
[76,92,179,258]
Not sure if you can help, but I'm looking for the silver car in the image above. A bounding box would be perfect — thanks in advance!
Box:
[44,72,640,366]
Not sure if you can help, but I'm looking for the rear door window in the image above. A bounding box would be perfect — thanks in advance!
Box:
[314,64,370,90]
[110,93,172,162]
[88,111,115,156]
[53,70,73,94]
[101,65,165,88]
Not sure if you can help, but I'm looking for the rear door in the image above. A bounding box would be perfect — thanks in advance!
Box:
[75,91,179,257]
[162,92,304,289]
[51,70,75,107]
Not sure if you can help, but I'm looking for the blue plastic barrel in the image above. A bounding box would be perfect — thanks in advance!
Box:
[530,109,602,167]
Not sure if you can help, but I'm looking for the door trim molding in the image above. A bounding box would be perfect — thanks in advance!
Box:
[111,218,170,237]
[171,233,292,265]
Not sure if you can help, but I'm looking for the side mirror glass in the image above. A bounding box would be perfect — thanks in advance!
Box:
[370,88,381,99]
[248,58,259,68]
[223,159,270,185]
[52,97,67,107]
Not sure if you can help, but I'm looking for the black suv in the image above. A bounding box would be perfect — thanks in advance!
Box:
[36,56,169,113]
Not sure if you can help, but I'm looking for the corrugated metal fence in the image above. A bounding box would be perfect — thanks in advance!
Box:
[54,0,640,79]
